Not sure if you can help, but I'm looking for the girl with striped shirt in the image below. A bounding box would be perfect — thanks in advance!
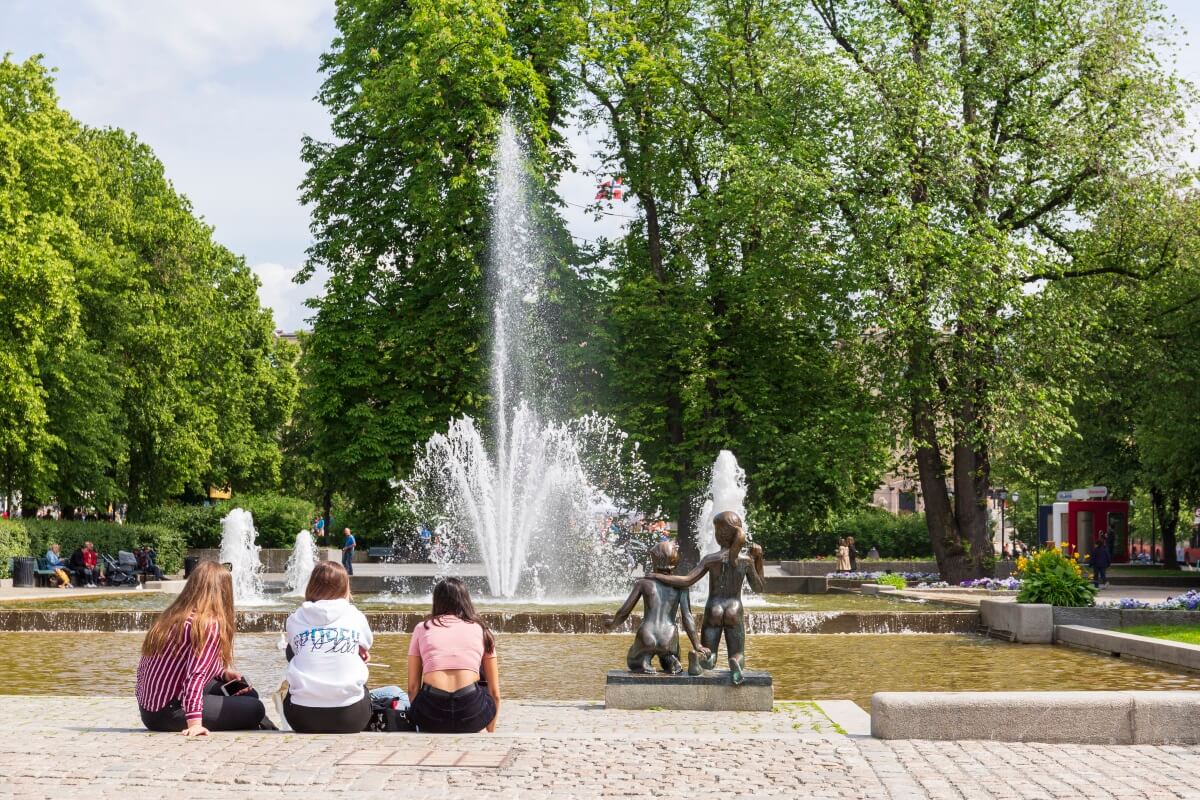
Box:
[136,560,272,735]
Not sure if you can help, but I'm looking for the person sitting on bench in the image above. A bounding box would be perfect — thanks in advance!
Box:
[44,544,74,588]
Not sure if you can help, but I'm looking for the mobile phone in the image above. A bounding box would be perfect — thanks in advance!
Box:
[220,677,250,696]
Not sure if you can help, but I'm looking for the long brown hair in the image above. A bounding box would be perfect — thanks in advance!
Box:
[142,560,235,664]
[424,577,494,654]
[305,561,350,602]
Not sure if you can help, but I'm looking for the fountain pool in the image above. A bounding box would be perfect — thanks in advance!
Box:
[5,630,1199,710]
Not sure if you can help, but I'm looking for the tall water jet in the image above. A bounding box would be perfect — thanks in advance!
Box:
[696,450,750,559]
[219,508,268,605]
[284,529,320,596]
[401,115,648,598]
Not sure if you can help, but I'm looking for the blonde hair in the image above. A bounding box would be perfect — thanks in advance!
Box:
[141,560,235,664]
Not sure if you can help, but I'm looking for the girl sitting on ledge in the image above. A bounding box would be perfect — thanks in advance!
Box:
[136,560,272,735]
[407,578,501,733]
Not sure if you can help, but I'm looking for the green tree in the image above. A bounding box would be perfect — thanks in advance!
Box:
[814,0,1189,580]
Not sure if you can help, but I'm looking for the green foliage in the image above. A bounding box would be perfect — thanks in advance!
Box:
[0,55,297,515]
[215,495,314,550]
[752,507,931,560]
[19,520,185,575]
[0,521,31,578]
[876,573,907,590]
[142,495,315,549]
[1016,547,1096,607]
[1121,625,1200,645]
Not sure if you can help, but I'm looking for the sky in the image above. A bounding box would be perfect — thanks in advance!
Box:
[3,0,1199,332]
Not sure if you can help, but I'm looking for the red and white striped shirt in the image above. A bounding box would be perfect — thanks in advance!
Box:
[135,616,224,720]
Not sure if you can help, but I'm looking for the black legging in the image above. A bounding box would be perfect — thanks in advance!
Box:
[140,678,268,732]
[283,689,372,734]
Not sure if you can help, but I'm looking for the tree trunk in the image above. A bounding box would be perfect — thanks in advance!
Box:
[1152,487,1180,569]
[322,487,333,543]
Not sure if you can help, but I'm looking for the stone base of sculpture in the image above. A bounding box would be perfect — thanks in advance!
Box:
[604,669,773,712]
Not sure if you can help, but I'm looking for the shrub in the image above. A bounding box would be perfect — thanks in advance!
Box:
[141,495,316,550]
[1016,546,1096,607]
[876,573,907,590]
[0,520,31,578]
[750,506,933,560]
[139,504,223,548]
[216,494,314,549]
[19,520,186,575]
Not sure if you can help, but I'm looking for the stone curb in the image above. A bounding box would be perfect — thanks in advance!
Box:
[871,690,1200,744]
[1055,624,1200,671]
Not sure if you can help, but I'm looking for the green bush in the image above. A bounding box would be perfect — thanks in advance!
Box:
[216,494,314,549]
[141,495,316,550]
[828,509,932,559]
[19,520,186,575]
[0,520,31,578]
[876,573,908,590]
[139,504,223,548]
[1016,547,1096,607]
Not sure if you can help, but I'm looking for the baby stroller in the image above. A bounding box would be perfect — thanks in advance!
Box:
[101,551,141,586]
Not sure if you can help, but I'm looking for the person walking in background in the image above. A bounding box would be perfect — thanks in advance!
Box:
[341,528,356,575]
[1091,533,1112,589]
[847,536,859,571]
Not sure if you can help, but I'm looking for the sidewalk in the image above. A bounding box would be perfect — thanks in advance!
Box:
[2,697,1200,798]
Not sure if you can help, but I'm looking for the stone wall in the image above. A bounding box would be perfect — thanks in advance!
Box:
[186,547,336,573]
[1053,606,1200,630]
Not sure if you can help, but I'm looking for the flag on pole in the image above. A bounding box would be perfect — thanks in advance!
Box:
[595,177,626,201]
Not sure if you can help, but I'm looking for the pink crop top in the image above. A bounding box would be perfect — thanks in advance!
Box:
[408,615,495,673]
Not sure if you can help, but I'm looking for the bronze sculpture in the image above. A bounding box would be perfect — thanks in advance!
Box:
[606,540,707,674]
[651,511,764,684]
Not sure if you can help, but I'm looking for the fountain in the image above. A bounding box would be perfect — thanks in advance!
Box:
[400,114,648,599]
[218,508,269,605]
[696,450,750,559]
[284,529,320,596]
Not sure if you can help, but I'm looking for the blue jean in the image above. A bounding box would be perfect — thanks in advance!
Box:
[342,550,353,575]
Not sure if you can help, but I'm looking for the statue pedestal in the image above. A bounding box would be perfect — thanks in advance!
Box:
[604,669,773,712]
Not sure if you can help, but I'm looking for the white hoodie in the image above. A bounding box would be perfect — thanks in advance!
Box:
[284,598,373,708]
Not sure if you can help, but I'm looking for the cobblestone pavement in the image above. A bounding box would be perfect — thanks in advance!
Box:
[3,697,1200,799]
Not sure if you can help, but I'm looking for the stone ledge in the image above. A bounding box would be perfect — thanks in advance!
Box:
[871,691,1200,744]
[605,670,773,711]
[979,598,1052,643]
[1055,624,1200,671]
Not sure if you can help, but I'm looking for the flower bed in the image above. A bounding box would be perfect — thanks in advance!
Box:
[830,571,941,581]
[1099,590,1200,611]
[959,577,1022,591]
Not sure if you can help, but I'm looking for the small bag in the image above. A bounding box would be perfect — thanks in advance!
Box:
[366,706,416,732]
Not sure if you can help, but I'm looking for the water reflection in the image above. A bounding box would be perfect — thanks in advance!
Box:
[3,632,1197,710]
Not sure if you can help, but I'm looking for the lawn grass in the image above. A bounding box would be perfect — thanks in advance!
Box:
[1110,565,1190,575]
[1121,624,1200,645]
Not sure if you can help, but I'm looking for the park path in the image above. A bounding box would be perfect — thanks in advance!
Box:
[2,697,1200,798]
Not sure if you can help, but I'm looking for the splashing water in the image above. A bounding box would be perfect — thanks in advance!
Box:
[284,529,320,596]
[399,115,649,598]
[696,450,750,558]
[219,509,268,605]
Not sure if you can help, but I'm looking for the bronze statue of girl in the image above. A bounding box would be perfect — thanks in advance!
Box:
[651,511,764,684]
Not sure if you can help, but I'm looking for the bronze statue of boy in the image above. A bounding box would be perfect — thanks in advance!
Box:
[606,540,707,674]
[652,511,764,684]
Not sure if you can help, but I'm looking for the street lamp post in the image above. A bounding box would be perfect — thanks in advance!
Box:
[999,489,1008,557]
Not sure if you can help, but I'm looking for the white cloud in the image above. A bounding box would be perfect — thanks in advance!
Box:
[253,262,326,332]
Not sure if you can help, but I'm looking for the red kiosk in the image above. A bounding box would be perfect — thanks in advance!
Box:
[1049,486,1130,564]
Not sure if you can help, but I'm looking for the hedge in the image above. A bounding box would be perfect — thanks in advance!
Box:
[19,520,186,575]
[0,520,31,579]
[141,494,315,549]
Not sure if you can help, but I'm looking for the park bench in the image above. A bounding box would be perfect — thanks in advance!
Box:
[367,546,397,563]
[34,557,61,587]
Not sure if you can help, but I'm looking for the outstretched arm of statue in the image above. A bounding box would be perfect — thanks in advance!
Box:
[652,553,719,588]
[606,581,645,630]
[745,543,766,593]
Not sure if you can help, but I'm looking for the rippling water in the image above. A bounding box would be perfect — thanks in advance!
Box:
[0,592,959,614]
[5,632,1198,709]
